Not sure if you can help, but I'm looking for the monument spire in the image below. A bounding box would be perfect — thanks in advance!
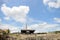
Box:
[26,23,27,30]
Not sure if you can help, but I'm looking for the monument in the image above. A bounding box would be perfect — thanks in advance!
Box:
[21,24,35,34]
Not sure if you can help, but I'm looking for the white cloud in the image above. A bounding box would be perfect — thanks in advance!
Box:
[28,22,59,33]
[0,24,21,33]
[4,17,10,20]
[0,18,2,22]
[43,0,50,5]
[0,22,59,33]
[1,4,29,23]
[43,0,60,8]
[54,18,60,23]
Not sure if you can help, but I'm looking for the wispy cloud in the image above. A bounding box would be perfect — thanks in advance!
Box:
[4,17,10,20]
[28,22,59,33]
[0,18,2,22]
[54,17,60,23]
[0,21,59,33]
[0,23,21,33]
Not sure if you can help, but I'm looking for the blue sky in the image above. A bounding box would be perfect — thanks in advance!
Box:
[0,0,60,33]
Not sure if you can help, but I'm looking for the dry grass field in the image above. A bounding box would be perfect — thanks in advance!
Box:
[0,29,60,40]
[8,33,60,40]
